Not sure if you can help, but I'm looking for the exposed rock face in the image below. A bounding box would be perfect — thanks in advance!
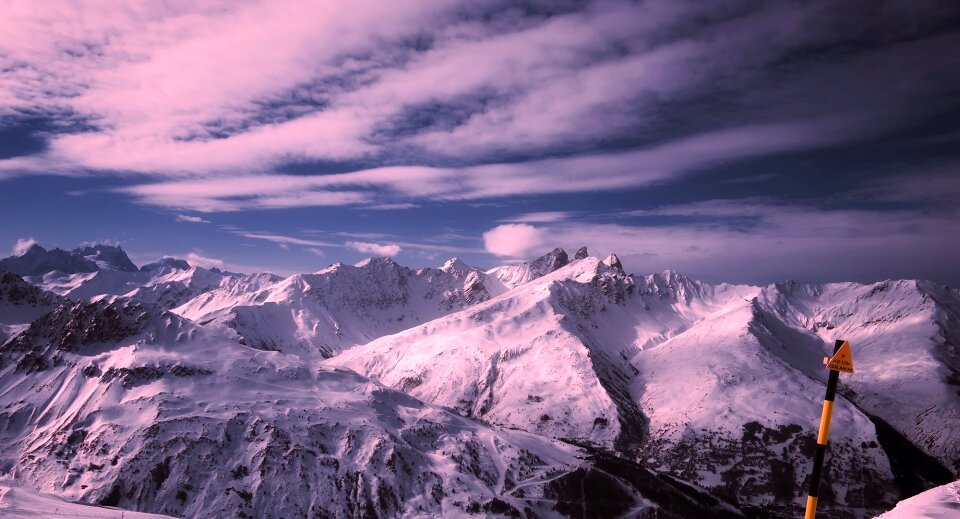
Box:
[574,246,589,260]
[603,253,623,272]
[140,257,191,272]
[529,247,569,278]
[74,245,139,272]
[0,271,64,345]
[0,243,138,276]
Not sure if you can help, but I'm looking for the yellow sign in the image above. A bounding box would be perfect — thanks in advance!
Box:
[826,341,854,373]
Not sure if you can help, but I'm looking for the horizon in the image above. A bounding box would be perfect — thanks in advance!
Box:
[5,239,958,290]
[2,1,959,285]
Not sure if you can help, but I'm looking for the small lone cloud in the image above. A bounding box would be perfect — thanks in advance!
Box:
[306,247,325,257]
[12,237,37,256]
[176,214,211,224]
[346,241,401,257]
[483,224,544,257]
[185,252,224,268]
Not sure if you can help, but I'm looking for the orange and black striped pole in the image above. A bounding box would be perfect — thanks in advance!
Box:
[805,339,854,519]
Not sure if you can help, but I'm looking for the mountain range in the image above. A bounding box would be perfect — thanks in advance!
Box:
[0,242,957,518]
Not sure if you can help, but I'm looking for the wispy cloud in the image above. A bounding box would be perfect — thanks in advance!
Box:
[235,232,338,247]
[12,237,37,256]
[185,252,224,269]
[115,120,855,211]
[501,211,573,224]
[176,214,211,224]
[2,0,955,190]
[346,241,401,257]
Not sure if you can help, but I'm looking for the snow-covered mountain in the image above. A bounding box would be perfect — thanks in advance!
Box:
[0,243,283,314]
[1,243,957,517]
[0,272,64,346]
[873,479,960,518]
[330,251,960,517]
[0,295,739,518]
[1,482,175,518]
[172,251,572,358]
[0,244,138,276]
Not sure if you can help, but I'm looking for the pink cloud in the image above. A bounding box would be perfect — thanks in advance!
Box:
[483,224,544,258]
[0,0,902,181]
[346,241,401,257]
[12,237,38,256]
[185,252,224,269]
[113,119,858,211]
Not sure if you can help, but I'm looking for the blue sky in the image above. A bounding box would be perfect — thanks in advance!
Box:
[1,1,959,284]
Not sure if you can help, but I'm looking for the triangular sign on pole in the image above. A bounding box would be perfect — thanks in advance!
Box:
[826,341,854,373]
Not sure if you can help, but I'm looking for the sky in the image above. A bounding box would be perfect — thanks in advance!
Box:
[1,0,959,284]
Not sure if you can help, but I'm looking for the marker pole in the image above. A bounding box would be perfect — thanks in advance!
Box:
[804,339,845,519]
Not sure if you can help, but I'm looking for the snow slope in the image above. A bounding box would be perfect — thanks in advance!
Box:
[332,255,641,450]
[332,251,960,517]
[0,482,173,518]
[874,480,960,518]
[0,272,63,346]
[26,264,281,313]
[173,257,493,357]
[0,295,741,518]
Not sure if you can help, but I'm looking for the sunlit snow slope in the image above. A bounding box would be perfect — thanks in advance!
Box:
[0,291,741,518]
[332,250,960,517]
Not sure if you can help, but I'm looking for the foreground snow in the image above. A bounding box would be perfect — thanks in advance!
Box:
[0,483,172,518]
[874,480,960,518]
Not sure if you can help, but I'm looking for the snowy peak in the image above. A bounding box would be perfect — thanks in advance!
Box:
[0,244,98,276]
[0,243,137,276]
[173,254,495,357]
[530,247,569,277]
[485,247,572,292]
[140,257,190,272]
[603,253,623,272]
[439,256,475,274]
[353,256,398,269]
[72,244,138,272]
[0,271,65,345]
[5,298,167,357]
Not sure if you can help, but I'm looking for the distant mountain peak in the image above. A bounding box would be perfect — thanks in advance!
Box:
[0,242,138,276]
[353,256,398,268]
[439,257,474,274]
[603,253,623,272]
[530,247,569,276]
[574,246,589,260]
[19,243,47,256]
[140,257,191,272]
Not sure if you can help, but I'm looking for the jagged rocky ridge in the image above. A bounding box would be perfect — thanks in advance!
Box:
[0,244,138,276]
